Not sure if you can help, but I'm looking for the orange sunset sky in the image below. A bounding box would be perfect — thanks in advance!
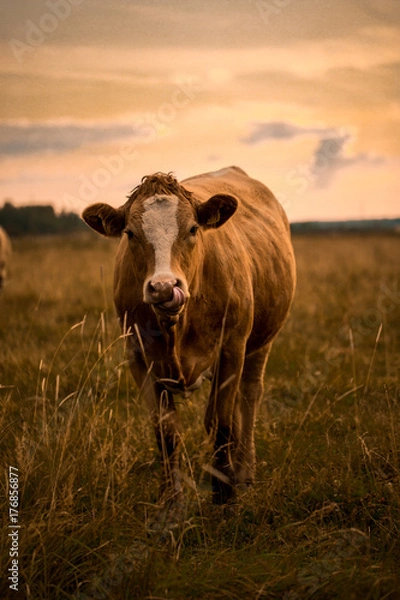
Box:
[0,0,399,222]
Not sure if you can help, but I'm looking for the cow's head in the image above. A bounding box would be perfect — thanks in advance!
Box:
[82,174,237,317]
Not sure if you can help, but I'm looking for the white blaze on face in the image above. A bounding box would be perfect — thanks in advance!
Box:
[142,194,179,280]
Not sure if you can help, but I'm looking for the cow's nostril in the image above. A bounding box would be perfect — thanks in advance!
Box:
[148,280,157,293]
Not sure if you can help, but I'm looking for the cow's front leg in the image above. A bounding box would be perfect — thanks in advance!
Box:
[205,348,244,504]
[152,383,183,505]
[130,356,184,528]
[149,382,186,531]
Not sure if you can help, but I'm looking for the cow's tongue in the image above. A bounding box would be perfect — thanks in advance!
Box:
[160,286,185,310]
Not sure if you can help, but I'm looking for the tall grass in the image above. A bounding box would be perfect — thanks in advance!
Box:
[1,232,399,599]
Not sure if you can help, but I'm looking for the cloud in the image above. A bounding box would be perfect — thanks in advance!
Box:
[0,121,140,157]
[310,132,384,187]
[242,121,387,189]
[354,0,400,22]
[241,121,331,145]
[2,0,398,53]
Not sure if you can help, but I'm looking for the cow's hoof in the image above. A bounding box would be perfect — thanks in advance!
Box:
[212,477,236,505]
[235,479,254,495]
[147,495,186,537]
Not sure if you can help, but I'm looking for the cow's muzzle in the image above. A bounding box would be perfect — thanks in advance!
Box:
[145,278,186,314]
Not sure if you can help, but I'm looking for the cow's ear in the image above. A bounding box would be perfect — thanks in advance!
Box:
[197,194,238,229]
[82,203,125,237]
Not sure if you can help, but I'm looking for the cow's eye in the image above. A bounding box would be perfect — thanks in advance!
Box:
[124,229,134,240]
[189,225,199,236]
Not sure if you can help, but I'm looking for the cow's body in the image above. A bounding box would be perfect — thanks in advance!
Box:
[0,226,12,290]
[83,166,296,514]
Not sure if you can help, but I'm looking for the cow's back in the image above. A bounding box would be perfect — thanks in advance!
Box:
[184,164,287,217]
[183,166,296,351]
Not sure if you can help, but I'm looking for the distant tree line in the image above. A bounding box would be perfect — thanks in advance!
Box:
[291,218,400,235]
[0,201,86,236]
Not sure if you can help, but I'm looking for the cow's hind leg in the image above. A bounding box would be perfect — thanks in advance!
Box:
[234,345,271,488]
[205,348,245,504]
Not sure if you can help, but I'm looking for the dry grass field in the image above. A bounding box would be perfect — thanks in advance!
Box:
[1,232,399,599]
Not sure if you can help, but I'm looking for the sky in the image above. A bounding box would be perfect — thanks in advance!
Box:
[0,0,399,222]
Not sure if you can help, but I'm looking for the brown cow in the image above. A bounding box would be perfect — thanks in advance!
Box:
[82,166,296,517]
[0,226,12,291]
